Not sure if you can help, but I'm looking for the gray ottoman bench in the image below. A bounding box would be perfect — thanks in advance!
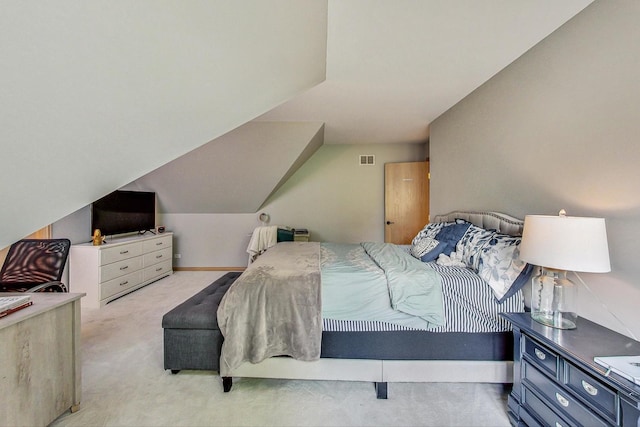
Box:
[162,272,240,376]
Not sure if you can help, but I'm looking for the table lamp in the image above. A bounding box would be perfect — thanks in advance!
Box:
[519,210,610,329]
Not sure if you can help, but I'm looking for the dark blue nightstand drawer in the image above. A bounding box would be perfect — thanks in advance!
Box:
[621,395,640,427]
[523,360,609,427]
[565,361,617,423]
[523,385,571,427]
[524,336,559,378]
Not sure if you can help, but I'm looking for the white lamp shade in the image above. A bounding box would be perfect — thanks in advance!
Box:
[519,215,611,273]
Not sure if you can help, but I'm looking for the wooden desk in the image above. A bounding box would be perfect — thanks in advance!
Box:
[0,292,84,427]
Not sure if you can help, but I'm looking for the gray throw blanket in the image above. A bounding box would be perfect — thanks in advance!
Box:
[217,242,322,376]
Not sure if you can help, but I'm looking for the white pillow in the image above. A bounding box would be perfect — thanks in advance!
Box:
[455,223,495,270]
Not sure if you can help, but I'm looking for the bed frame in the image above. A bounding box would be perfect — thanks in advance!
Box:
[226,211,525,398]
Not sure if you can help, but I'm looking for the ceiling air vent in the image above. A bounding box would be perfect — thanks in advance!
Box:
[359,154,375,166]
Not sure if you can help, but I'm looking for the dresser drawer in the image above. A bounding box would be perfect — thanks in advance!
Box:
[142,235,172,253]
[524,336,559,377]
[564,361,617,423]
[143,247,172,267]
[101,270,144,299]
[621,395,640,426]
[100,256,143,282]
[143,260,172,282]
[523,360,609,427]
[100,242,143,265]
[522,385,571,427]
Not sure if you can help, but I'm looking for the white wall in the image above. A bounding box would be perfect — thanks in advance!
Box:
[0,0,327,248]
[161,143,426,267]
[430,0,640,339]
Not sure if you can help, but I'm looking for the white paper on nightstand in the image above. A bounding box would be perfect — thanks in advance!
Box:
[594,355,640,386]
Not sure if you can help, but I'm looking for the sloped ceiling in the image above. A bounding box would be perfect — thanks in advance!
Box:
[128,121,324,213]
[0,1,328,248]
[0,1,595,246]
[137,0,593,215]
[259,0,594,145]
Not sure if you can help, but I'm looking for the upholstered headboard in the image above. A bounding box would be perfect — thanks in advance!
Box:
[433,211,524,236]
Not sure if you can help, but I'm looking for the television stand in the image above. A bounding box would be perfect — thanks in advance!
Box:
[69,232,173,308]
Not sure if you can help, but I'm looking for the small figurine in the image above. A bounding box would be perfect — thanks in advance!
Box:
[92,229,105,246]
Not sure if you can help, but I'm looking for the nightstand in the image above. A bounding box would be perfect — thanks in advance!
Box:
[502,312,640,427]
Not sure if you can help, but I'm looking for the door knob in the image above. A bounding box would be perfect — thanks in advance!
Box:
[386,221,394,225]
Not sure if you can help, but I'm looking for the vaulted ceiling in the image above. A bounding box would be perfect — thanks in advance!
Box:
[132,0,593,214]
[259,0,595,145]
[0,1,593,245]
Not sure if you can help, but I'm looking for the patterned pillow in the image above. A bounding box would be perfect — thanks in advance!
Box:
[410,236,440,259]
[477,233,534,303]
[411,221,450,245]
[455,223,496,270]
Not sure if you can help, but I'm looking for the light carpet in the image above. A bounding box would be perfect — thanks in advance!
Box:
[51,271,512,427]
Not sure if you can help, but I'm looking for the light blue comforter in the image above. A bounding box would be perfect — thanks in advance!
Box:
[321,242,444,330]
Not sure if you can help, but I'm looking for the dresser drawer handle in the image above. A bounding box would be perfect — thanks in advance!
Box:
[534,348,546,360]
[120,281,128,286]
[156,267,163,272]
[156,254,163,259]
[581,380,598,396]
[120,265,129,271]
[156,242,163,246]
[556,393,569,407]
[120,250,129,255]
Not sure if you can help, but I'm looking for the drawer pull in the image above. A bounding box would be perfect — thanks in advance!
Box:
[156,267,163,272]
[156,242,163,246]
[555,393,569,407]
[156,254,163,259]
[120,250,129,254]
[120,265,129,271]
[120,281,129,286]
[581,380,598,396]
[534,348,546,360]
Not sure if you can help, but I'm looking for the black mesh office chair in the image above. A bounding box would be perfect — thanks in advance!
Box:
[0,239,71,292]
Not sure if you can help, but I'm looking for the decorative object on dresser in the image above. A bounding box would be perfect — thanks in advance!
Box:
[69,232,173,308]
[502,312,640,427]
[92,228,105,246]
[519,210,611,329]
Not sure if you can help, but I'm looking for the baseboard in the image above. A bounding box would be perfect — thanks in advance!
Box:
[173,267,246,272]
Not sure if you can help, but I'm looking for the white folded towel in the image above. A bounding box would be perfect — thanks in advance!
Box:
[246,225,279,264]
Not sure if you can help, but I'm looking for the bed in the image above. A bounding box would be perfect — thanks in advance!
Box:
[217,211,533,398]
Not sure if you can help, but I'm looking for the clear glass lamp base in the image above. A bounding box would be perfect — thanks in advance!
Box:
[530,267,577,329]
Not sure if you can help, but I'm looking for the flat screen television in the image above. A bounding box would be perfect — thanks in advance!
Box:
[91,190,156,236]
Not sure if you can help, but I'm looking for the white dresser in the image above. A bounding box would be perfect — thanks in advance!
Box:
[69,232,173,308]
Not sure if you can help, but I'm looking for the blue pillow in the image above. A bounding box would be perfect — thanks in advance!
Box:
[434,222,471,256]
[419,240,448,262]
